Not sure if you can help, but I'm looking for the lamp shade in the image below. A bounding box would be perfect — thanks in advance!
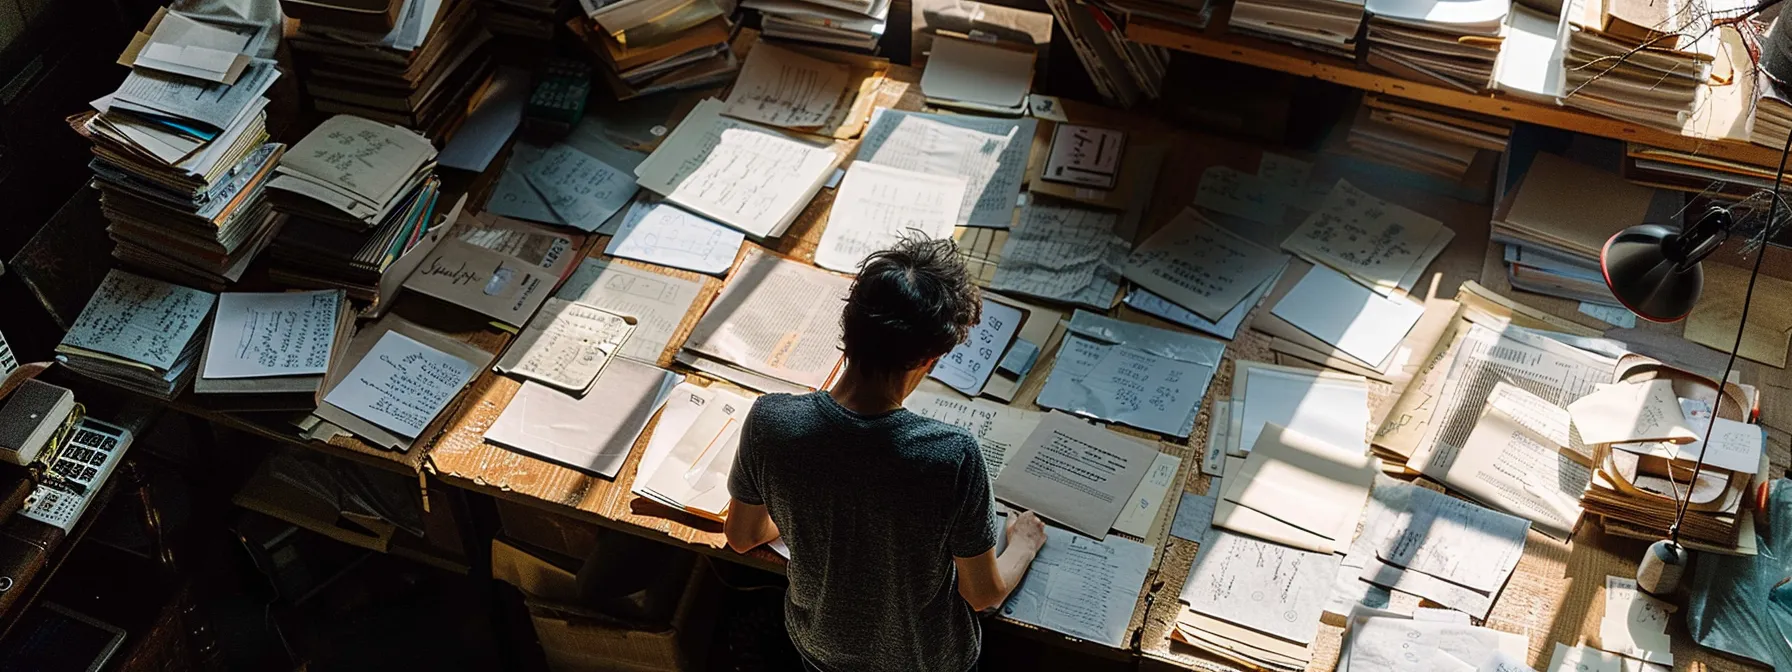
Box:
[1601,224,1704,323]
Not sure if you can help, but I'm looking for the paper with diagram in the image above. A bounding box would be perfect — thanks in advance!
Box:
[1037,310,1225,438]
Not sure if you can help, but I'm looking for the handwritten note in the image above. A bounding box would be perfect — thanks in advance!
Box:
[815,162,966,273]
[278,114,434,204]
[723,42,851,129]
[988,201,1127,310]
[1671,416,1763,475]
[61,269,216,370]
[322,331,476,438]
[557,259,702,363]
[1125,208,1283,320]
[1039,311,1225,438]
[1195,166,1284,225]
[929,298,1024,396]
[1181,527,1339,645]
[403,238,552,327]
[605,199,744,275]
[857,109,1033,228]
[1044,124,1125,189]
[1283,180,1451,295]
[523,144,638,228]
[1077,347,1208,436]
[203,291,340,379]
[635,99,839,238]
[494,298,635,392]
[904,388,1044,479]
[999,525,1153,647]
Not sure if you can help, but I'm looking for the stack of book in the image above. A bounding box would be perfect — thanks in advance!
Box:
[73,9,284,290]
[1562,0,1715,131]
[567,2,742,100]
[1228,0,1365,57]
[287,0,495,140]
[56,270,217,400]
[1345,93,1510,180]
[480,0,573,40]
[1091,0,1216,31]
[1752,68,1792,148]
[1492,153,1650,305]
[265,116,442,300]
[1048,0,1165,108]
[748,0,890,50]
[1364,0,1508,92]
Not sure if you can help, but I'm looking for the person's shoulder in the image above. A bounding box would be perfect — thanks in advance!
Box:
[899,414,982,462]
[745,392,827,431]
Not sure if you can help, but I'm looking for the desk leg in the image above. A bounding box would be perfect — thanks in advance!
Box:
[441,481,525,663]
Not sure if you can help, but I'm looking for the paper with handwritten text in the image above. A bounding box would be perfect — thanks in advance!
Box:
[723,42,851,129]
[929,297,1023,396]
[1283,180,1451,295]
[203,291,341,379]
[323,331,476,438]
[61,269,216,370]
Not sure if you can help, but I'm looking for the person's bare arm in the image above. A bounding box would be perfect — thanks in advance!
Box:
[724,499,781,553]
[952,511,1047,611]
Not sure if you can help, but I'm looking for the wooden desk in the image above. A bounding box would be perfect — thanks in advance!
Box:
[1125,9,1782,170]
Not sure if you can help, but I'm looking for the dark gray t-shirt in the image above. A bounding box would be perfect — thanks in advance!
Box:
[728,391,998,672]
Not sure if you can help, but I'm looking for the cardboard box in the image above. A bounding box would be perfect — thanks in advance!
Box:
[497,499,604,560]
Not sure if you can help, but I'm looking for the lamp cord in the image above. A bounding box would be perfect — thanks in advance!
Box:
[1666,127,1789,547]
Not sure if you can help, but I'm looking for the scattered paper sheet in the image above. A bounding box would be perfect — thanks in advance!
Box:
[556,259,703,363]
[439,67,528,172]
[1123,261,1282,340]
[815,161,966,273]
[485,359,680,477]
[636,387,754,518]
[524,144,640,228]
[1600,576,1675,666]
[634,98,840,238]
[929,298,1024,396]
[920,35,1035,111]
[202,291,339,379]
[1373,485,1529,594]
[403,236,561,327]
[1215,423,1379,553]
[998,523,1153,647]
[1438,383,1588,540]
[1258,153,1313,198]
[988,201,1127,310]
[322,331,477,439]
[723,42,852,129]
[1195,166,1284,225]
[1545,643,1624,672]
[993,411,1157,539]
[1113,451,1181,537]
[605,198,744,275]
[1579,302,1638,328]
[683,248,851,390]
[904,386,1044,479]
[1182,526,1339,645]
[1124,208,1284,321]
[1234,362,1371,458]
[61,269,216,370]
[1567,379,1699,446]
[856,108,1034,228]
[494,298,635,393]
[1283,180,1452,295]
[1667,416,1764,474]
[1341,606,1530,672]
[634,382,715,483]
[487,122,650,231]
[1037,310,1225,437]
[1271,263,1426,367]
[1170,481,1220,542]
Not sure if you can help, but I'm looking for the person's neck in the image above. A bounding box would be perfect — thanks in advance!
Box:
[828,364,919,415]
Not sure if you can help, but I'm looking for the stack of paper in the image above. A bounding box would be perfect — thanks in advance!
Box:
[1752,68,1792,149]
[73,9,282,290]
[264,116,442,299]
[487,357,682,478]
[1345,96,1507,180]
[287,0,495,139]
[1281,179,1453,297]
[1037,309,1227,438]
[1174,527,1340,670]
[1561,0,1717,131]
[678,247,853,394]
[1493,153,1652,306]
[749,0,889,49]
[633,99,843,239]
[1214,423,1379,553]
[1356,485,1531,619]
[567,5,742,100]
[1575,379,1765,552]
[919,34,1035,115]
[632,383,758,521]
[1228,0,1366,57]
[1364,0,1509,92]
[1339,605,1530,670]
[195,290,356,410]
[56,270,216,400]
[314,316,492,451]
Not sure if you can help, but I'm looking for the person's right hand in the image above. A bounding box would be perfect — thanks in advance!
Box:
[1007,511,1047,555]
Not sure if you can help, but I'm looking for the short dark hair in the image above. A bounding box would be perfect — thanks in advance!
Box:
[841,237,981,376]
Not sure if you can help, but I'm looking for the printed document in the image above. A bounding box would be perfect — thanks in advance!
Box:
[634,99,840,238]
[1372,486,1529,594]
[1181,526,1339,645]
[605,199,744,275]
[904,386,1044,479]
[989,202,1127,310]
[1124,208,1284,321]
[723,42,851,129]
[485,358,680,477]
[1283,180,1452,295]
[1037,310,1225,438]
[557,259,703,363]
[494,298,636,393]
[322,331,477,439]
[928,297,1024,396]
[1438,383,1588,540]
[993,411,1157,539]
[682,248,851,390]
[61,269,216,371]
[203,290,341,379]
[856,109,1034,228]
[998,523,1153,647]
[815,162,966,273]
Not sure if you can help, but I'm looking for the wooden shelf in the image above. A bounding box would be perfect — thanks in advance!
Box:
[1126,14,1785,169]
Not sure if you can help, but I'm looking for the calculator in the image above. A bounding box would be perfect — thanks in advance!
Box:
[524,58,592,138]
[19,419,133,533]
